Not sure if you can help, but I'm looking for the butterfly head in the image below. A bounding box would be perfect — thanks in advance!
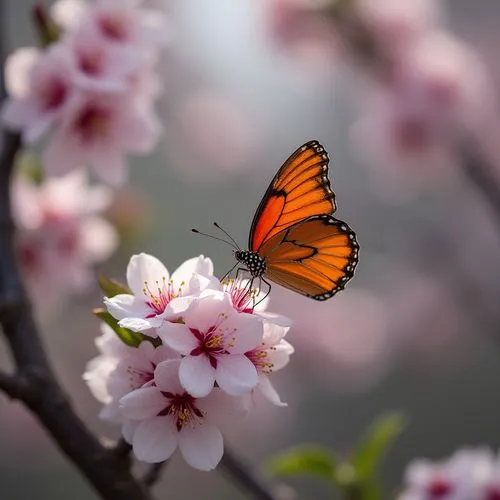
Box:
[235,250,266,278]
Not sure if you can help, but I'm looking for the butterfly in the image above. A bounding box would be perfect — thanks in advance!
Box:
[195,140,359,300]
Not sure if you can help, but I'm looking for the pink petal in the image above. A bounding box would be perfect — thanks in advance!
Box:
[215,355,258,396]
[5,47,41,97]
[258,376,287,407]
[133,417,177,463]
[178,423,223,471]
[89,145,127,186]
[43,127,82,175]
[268,340,294,371]
[119,386,165,420]
[119,317,159,332]
[126,253,169,297]
[257,311,294,327]
[157,322,197,355]
[153,359,183,393]
[171,255,214,284]
[179,356,215,398]
[104,294,141,320]
[184,291,230,333]
[225,314,263,354]
[122,419,140,444]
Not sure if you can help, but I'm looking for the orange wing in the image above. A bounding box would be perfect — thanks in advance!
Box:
[259,215,359,300]
[249,140,335,252]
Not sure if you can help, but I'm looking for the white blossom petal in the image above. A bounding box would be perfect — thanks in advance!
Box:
[154,359,183,393]
[178,423,223,471]
[258,376,287,407]
[179,356,215,398]
[119,386,165,420]
[133,417,178,463]
[216,355,259,396]
[157,323,197,355]
[126,253,170,297]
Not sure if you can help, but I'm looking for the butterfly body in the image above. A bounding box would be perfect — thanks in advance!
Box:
[234,250,267,277]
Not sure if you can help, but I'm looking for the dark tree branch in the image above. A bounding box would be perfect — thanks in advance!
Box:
[0,3,152,499]
[221,448,294,500]
[143,461,169,487]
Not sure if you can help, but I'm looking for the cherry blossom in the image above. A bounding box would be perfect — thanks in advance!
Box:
[400,448,497,500]
[52,0,169,51]
[1,45,75,142]
[120,359,245,470]
[84,324,178,422]
[11,170,117,306]
[66,21,143,93]
[245,322,294,407]
[158,290,264,398]
[43,92,160,185]
[104,253,218,333]
[222,277,292,326]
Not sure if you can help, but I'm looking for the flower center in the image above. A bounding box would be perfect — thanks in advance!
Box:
[78,50,105,76]
[40,78,68,110]
[246,343,275,374]
[426,476,453,498]
[189,316,234,368]
[159,391,204,432]
[74,104,110,142]
[98,13,131,41]
[126,363,154,390]
[143,277,183,317]
[223,278,258,314]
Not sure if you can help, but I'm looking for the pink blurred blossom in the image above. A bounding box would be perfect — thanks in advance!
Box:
[267,0,338,73]
[400,448,499,500]
[1,45,75,142]
[352,32,494,200]
[43,92,160,185]
[355,0,441,58]
[12,170,118,306]
[52,0,169,51]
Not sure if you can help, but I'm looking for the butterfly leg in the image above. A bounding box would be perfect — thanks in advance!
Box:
[220,261,239,283]
[254,276,272,308]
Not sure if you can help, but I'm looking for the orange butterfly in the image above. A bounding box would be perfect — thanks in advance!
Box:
[195,140,359,300]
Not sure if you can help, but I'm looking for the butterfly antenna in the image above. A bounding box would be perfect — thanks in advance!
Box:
[191,228,239,250]
[213,222,241,251]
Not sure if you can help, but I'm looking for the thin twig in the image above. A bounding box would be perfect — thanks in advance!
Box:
[221,448,292,500]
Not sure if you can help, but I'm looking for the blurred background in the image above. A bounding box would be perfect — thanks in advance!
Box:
[2,0,500,498]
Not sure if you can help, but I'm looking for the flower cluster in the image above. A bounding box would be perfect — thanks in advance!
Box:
[12,170,117,308]
[1,0,167,185]
[400,447,500,500]
[86,253,293,470]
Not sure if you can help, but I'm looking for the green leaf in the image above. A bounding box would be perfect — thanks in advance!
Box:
[97,275,131,297]
[353,413,406,480]
[93,308,143,347]
[266,445,336,481]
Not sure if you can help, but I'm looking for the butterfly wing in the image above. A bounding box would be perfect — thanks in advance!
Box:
[259,214,359,300]
[249,140,336,252]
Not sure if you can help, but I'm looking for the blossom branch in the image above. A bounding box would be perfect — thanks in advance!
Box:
[0,5,153,499]
[221,448,292,500]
